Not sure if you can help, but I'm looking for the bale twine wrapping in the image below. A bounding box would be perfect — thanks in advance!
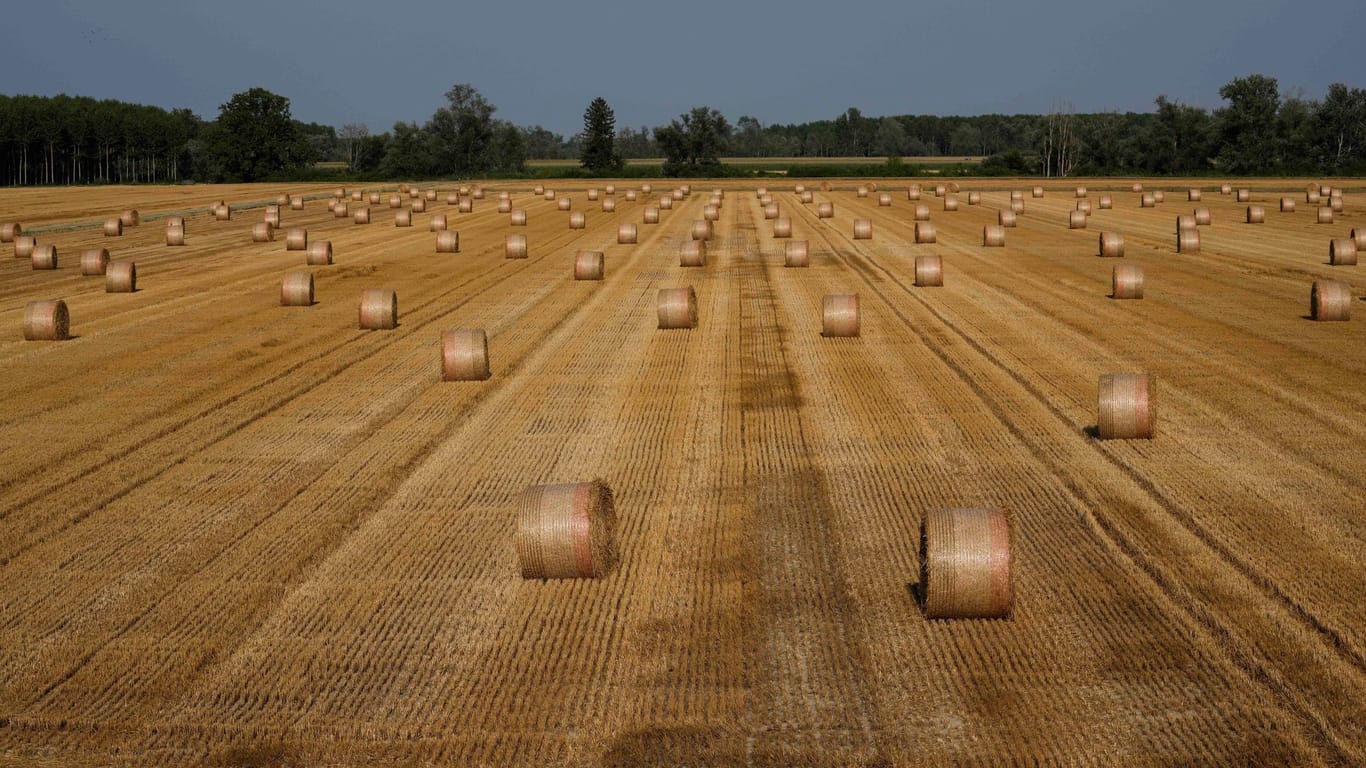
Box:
[764,203,779,220]
[286,228,308,250]
[103,217,123,237]
[774,217,792,238]
[574,251,605,280]
[680,240,707,267]
[353,207,371,224]
[1076,200,1092,215]
[1236,188,1251,203]
[879,192,893,206]
[1099,231,1125,258]
[853,219,873,240]
[1330,238,1358,266]
[983,224,1006,247]
[658,286,698,329]
[998,209,1017,227]
[914,204,931,221]
[1177,228,1200,253]
[14,234,35,258]
[166,225,185,246]
[601,198,617,212]
[436,231,460,253]
[515,480,617,580]
[307,241,333,265]
[915,221,938,244]
[1131,182,1143,193]
[617,223,638,244]
[817,202,834,218]
[1193,207,1211,226]
[333,204,349,219]
[412,199,427,213]
[1317,207,1334,224]
[358,288,398,330]
[120,209,139,227]
[784,240,809,268]
[1098,373,1155,439]
[915,255,943,287]
[1010,199,1026,214]
[1098,195,1113,209]
[643,206,660,224]
[1246,206,1266,224]
[252,222,274,243]
[1032,186,1044,198]
[31,244,57,270]
[80,248,110,275]
[569,212,586,229]
[430,214,448,232]
[691,220,712,241]
[557,197,571,211]
[510,209,527,226]
[703,204,720,221]
[0,222,20,242]
[106,260,136,292]
[280,271,314,306]
[1141,194,1156,208]
[1221,183,1232,194]
[506,233,528,259]
[1176,214,1196,232]
[920,508,1013,619]
[822,294,860,337]
[1311,280,1352,321]
[967,191,981,206]
[1112,264,1144,299]
[1069,211,1087,229]
[441,329,491,381]
[660,196,674,209]
[22,300,69,341]
[1188,189,1202,202]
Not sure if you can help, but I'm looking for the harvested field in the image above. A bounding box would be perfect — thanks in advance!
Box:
[0,178,1364,766]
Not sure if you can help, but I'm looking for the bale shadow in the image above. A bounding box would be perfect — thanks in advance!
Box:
[1082,425,1101,439]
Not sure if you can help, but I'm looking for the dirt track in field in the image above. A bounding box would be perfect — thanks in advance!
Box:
[0,178,1363,766]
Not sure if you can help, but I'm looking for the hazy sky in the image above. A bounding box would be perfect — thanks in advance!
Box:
[3,0,1363,136]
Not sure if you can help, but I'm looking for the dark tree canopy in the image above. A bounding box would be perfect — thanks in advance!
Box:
[580,97,621,172]
[205,87,314,182]
[656,107,731,176]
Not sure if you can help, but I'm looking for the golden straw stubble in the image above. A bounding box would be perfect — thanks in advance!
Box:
[1098,373,1155,439]
[574,251,605,280]
[23,299,70,341]
[821,294,860,337]
[920,508,1013,619]
[516,480,617,580]
[106,261,136,292]
[358,288,398,330]
[657,287,698,329]
[1310,280,1351,321]
[280,271,315,306]
[441,328,491,381]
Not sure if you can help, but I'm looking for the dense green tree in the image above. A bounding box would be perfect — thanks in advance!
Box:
[1316,82,1366,171]
[579,97,621,171]
[656,106,731,176]
[426,83,496,175]
[1216,74,1281,174]
[205,87,310,181]
[380,121,432,178]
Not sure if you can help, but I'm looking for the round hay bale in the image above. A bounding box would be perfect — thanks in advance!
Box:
[1141,193,1156,208]
[472,186,486,200]
[913,204,931,221]
[934,184,947,197]
[793,184,805,194]
[388,195,402,209]
[820,181,833,192]
[569,212,587,229]
[774,217,792,238]
[943,196,960,212]
[515,480,616,579]
[425,189,437,202]
[763,203,779,220]
[1176,214,1197,232]
[1193,207,1211,226]
[1329,238,1358,266]
[166,225,185,246]
[604,184,616,196]
[408,188,420,200]
[624,190,638,202]
[817,202,834,219]
[399,183,411,194]
[1076,200,1093,215]
[446,192,460,206]
[80,248,110,276]
[327,198,337,212]
[1010,199,1026,214]
[853,219,873,240]
[1069,211,1088,229]
[280,271,314,306]
[671,189,685,201]
[1131,182,1143,193]
[660,196,674,210]
[617,223,638,244]
[1098,373,1155,439]
[333,203,349,219]
[658,286,698,329]
[412,199,427,213]
[784,240,809,268]
[544,189,557,201]
[642,183,653,194]
[369,192,382,205]
[0,222,20,242]
[920,508,1013,619]
[557,197,571,211]
[967,191,981,206]
[588,189,600,201]
[31,244,57,270]
[307,241,333,265]
[1099,231,1125,258]
[998,209,1017,228]
[601,198,617,213]
[286,228,308,250]
[352,191,364,202]
[23,299,69,341]
[103,217,123,237]
[506,233,528,259]
[947,182,959,193]
[983,224,1006,247]
[265,207,282,228]
[1311,280,1351,321]
[1032,186,1044,198]
[441,329,491,381]
[353,207,371,224]
[395,210,412,228]
[1353,228,1366,249]
[165,216,185,229]
[1150,190,1165,203]
[574,251,605,280]
[1112,264,1144,299]
[106,260,136,292]
[1317,207,1334,224]
[713,194,727,208]
[856,185,869,198]
[510,209,527,226]
[358,288,398,330]
[691,219,712,241]
[907,185,922,201]
[1220,183,1232,194]
[1010,190,1024,201]
[1098,195,1113,209]
[1177,228,1200,253]
[1246,205,1266,224]
[1188,189,1202,202]
[460,185,473,196]
[1076,186,1088,198]
[915,255,943,287]
[1307,190,1321,204]
[120,209,139,227]
[209,200,225,213]
[915,221,938,244]
[680,240,707,267]
[1320,184,1333,196]
[1330,196,1344,213]
[430,214,448,232]
[335,187,348,198]
[463,199,477,213]
[793,191,810,204]
[436,231,460,253]
[253,222,275,242]
[643,206,660,224]
[821,294,860,337]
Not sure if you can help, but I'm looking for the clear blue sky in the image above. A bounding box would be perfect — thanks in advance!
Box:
[3,0,1362,136]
